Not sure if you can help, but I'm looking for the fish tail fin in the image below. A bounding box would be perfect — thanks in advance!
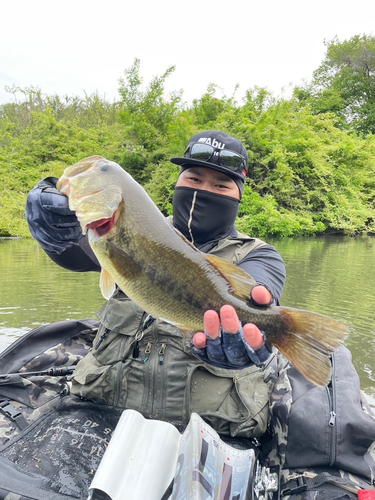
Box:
[272,307,349,386]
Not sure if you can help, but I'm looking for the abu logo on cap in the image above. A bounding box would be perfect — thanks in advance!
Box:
[197,136,226,149]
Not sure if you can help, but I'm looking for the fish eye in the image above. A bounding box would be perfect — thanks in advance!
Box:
[100,164,110,172]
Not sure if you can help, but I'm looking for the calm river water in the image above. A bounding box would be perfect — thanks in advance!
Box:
[1,236,374,402]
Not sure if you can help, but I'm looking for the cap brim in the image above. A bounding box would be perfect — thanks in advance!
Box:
[170,157,246,180]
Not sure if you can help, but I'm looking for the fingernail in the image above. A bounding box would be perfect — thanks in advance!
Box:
[220,307,232,321]
[205,315,216,327]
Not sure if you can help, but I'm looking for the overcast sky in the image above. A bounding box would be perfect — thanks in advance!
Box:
[1,0,374,107]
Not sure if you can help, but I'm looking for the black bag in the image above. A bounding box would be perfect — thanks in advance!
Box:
[267,346,375,497]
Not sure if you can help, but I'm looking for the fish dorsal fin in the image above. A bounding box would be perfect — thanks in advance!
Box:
[205,254,257,302]
[172,225,256,303]
[100,268,116,300]
[106,241,143,280]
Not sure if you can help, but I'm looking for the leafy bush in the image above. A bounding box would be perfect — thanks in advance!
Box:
[1,56,375,238]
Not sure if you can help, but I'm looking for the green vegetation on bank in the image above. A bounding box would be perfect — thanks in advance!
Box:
[1,35,375,238]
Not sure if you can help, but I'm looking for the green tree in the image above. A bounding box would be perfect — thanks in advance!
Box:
[295,34,375,134]
[236,97,375,236]
[117,59,184,182]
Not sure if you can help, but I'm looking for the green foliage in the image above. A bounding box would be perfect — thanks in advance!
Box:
[143,161,180,215]
[1,54,375,239]
[191,84,233,125]
[118,59,183,132]
[239,99,375,235]
[116,59,184,183]
[295,34,375,134]
[0,85,119,133]
[0,89,128,237]
[237,189,326,238]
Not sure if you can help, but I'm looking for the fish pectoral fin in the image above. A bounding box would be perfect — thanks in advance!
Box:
[205,254,257,302]
[106,241,143,280]
[100,268,116,299]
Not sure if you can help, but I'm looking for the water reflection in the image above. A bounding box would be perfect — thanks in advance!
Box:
[0,238,105,350]
[269,235,375,400]
[0,236,374,400]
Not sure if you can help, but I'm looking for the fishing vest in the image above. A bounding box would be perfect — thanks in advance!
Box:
[266,347,375,496]
[71,233,278,438]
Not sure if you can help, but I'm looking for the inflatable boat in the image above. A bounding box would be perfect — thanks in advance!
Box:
[0,320,268,500]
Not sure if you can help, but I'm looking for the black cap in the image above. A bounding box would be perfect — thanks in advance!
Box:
[170,131,248,181]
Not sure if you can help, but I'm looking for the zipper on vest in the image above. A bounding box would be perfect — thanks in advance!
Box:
[157,342,168,416]
[326,354,337,466]
[144,342,152,362]
[133,315,155,359]
[329,410,336,426]
[141,322,158,412]
[95,328,110,350]
[159,344,167,364]
[142,321,169,417]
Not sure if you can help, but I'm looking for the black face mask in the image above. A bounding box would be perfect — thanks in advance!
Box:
[172,187,240,248]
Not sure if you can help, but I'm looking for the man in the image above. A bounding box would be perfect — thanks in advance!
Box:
[26,131,286,375]
[26,131,375,498]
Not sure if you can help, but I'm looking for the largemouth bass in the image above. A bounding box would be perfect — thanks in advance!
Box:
[57,156,348,386]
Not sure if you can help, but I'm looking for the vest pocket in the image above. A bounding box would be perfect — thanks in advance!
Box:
[72,325,135,407]
[186,362,273,438]
[72,353,133,407]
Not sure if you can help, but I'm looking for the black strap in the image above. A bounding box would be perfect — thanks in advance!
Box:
[0,399,29,431]
[281,472,366,497]
[308,473,359,490]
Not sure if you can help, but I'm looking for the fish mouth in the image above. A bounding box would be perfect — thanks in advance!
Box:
[86,212,116,238]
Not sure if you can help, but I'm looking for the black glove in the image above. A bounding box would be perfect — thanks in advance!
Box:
[25,177,83,254]
[191,324,272,370]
